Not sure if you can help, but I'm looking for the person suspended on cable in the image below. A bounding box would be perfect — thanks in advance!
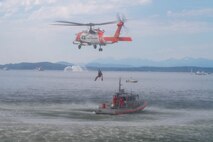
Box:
[94,69,103,81]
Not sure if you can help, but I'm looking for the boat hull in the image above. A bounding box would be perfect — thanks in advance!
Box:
[95,101,147,115]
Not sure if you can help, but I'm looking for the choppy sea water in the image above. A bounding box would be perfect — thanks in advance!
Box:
[0,70,213,142]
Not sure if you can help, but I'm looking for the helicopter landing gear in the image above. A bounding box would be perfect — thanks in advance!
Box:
[99,48,103,52]
[98,45,103,52]
[94,45,97,49]
[78,45,81,49]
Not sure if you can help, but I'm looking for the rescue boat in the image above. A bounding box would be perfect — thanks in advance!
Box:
[95,78,147,115]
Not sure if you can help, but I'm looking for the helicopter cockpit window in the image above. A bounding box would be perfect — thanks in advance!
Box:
[98,28,105,32]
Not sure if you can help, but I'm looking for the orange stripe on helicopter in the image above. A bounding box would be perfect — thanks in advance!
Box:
[103,37,132,42]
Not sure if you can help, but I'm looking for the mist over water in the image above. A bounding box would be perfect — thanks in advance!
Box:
[0,70,213,142]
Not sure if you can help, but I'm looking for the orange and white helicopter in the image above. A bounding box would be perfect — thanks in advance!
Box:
[54,16,132,51]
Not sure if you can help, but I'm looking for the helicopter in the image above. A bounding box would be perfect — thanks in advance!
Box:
[54,15,132,51]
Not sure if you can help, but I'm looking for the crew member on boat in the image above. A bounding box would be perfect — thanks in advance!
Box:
[112,95,117,107]
[119,97,125,108]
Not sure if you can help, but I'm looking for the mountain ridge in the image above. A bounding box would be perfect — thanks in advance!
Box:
[0,62,68,70]
[88,57,213,67]
[1,57,213,72]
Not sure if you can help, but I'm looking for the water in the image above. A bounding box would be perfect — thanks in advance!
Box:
[0,70,213,142]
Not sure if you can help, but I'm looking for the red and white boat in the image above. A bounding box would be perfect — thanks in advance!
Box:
[95,79,147,115]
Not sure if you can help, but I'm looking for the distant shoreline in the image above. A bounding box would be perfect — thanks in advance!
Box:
[0,62,213,73]
[87,66,213,73]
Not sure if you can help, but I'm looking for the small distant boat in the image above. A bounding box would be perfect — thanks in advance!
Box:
[35,67,44,71]
[2,67,9,71]
[95,78,147,115]
[195,71,208,75]
[126,79,138,83]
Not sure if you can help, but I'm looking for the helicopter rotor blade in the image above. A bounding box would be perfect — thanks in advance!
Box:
[51,23,86,26]
[56,21,86,26]
[55,20,117,27]
[93,21,117,26]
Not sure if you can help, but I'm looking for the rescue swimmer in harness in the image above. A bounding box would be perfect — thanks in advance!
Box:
[94,69,103,81]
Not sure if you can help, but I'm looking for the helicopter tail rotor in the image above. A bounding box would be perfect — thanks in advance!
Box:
[116,13,128,23]
[116,13,130,33]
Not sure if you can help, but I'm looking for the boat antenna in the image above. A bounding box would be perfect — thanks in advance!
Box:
[119,78,122,92]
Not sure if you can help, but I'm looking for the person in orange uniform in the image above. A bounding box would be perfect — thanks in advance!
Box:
[119,97,124,108]
[112,95,117,108]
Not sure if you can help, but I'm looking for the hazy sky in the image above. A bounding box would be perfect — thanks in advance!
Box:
[0,0,213,64]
